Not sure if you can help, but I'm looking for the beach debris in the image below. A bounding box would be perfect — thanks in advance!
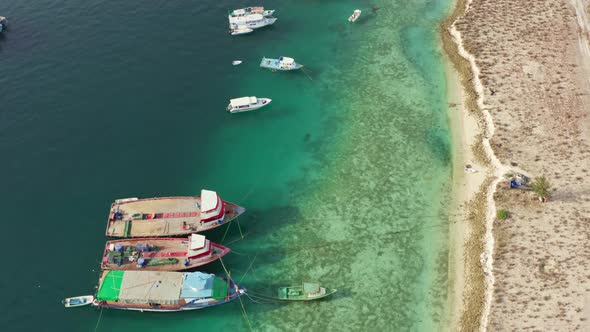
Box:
[464,164,478,173]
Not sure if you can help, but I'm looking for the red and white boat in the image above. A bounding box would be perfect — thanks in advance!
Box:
[102,234,230,271]
[106,189,245,237]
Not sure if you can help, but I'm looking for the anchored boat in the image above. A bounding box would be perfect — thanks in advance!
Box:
[0,16,7,32]
[94,271,246,312]
[230,7,275,18]
[63,295,94,308]
[260,56,303,71]
[105,189,245,238]
[102,234,230,271]
[348,9,361,22]
[230,26,253,35]
[278,282,336,301]
[228,13,276,35]
[227,96,271,113]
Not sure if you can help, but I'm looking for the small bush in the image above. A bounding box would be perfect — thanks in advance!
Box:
[496,209,510,220]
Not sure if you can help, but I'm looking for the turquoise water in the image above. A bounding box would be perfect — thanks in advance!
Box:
[0,0,453,331]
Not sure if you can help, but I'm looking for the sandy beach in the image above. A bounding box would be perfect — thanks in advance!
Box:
[443,0,590,331]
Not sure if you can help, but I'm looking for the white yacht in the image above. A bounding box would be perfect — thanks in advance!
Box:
[227,97,272,114]
[228,13,276,34]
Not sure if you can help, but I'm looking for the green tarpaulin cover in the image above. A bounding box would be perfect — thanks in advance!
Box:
[97,271,124,301]
[211,278,228,300]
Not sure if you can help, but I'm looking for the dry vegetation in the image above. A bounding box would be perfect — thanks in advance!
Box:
[454,0,590,330]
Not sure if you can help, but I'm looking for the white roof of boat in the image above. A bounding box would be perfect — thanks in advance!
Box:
[189,234,206,250]
[118,271,183,304]
[280,57,295,64]
[230,96,257,107]
[200,189,219,212]
[229,13,263,23]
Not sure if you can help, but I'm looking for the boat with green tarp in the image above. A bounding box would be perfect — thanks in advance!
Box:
[278,282,336,301]
[94,270,245,311]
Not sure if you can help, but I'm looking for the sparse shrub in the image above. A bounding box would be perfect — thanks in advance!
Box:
[530,176,553,202]
[497,209,511,220]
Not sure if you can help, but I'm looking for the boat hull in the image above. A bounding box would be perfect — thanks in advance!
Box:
[228,98,272,114]
[94,280,246,312]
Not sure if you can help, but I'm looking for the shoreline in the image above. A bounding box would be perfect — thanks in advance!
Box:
[439,0,501,331]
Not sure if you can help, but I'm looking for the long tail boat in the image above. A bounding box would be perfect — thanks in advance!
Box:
[278,282,337,301]
[93,271,246,312]
[106,190,245,237]
[102,234,230,271]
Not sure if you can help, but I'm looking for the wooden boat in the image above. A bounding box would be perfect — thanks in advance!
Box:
[260,56,303,71]
[105,190,245,238]
[102,234,230,271]
[277,282,336,301]
[348,9,361,22]
[63,295,94,307]
[94,271,246,312]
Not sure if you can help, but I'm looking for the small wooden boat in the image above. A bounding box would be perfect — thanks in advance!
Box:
[278,282,336,301]
[348,9,361,22]
[260,56,303,71]
[102,234,230,271]
[63,295,94,308]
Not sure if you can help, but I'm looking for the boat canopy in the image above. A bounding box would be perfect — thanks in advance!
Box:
[303,282,321,294]
[279,57,294,64]
[230,97,257,108]
[189,234,206,250]
[180,272,222,299]
[200,190,224,221]
[229,13,263,24]
[97,271,183,305]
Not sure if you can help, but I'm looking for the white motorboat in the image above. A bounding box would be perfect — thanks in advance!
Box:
[229,13,277,31]
[227,96,272,113]
[348,9,361,22]
[230,26,253,35]
[63,295,94,308]
[232,60,243,66]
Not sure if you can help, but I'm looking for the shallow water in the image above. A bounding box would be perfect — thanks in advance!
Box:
[0,0,452,331]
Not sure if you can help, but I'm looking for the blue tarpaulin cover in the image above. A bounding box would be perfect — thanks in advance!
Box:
[180,272,214,298]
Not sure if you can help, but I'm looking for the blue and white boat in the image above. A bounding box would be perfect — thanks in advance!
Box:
[0,16,7,33]
[260,56,303,71]
[63,295,94,308]
[94,271,246,312]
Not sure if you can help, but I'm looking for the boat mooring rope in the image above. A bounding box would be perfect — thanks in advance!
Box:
[220,220,233,244]
[217,255,253,332]
[301,67,313,81]
[94,307,103,332]
[239,253,258,283]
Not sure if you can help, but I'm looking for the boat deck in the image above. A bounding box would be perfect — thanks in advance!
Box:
[101,238,229,271]
[105,197,243,237]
